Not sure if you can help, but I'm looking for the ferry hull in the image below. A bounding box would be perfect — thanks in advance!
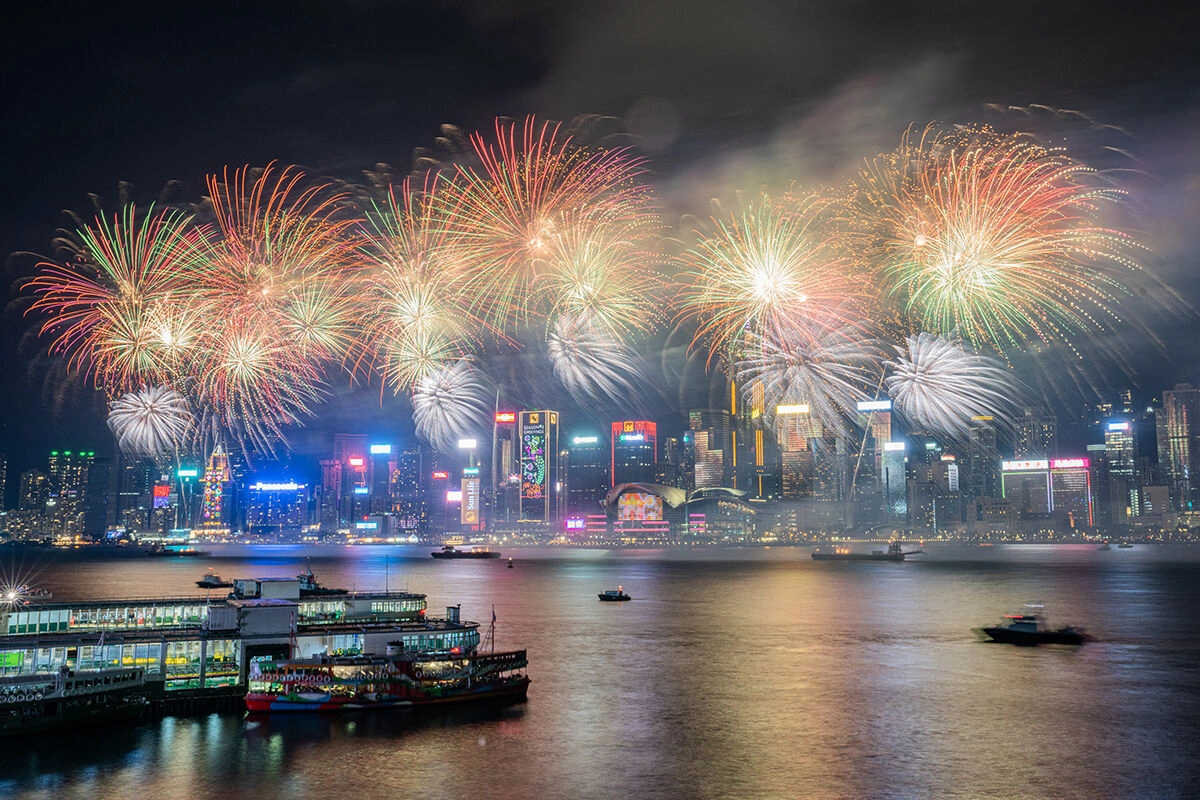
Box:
[982,627,1086,646]
[246,677,530,713]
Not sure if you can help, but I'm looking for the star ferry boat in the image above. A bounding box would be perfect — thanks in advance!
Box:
[0,564,528,728]
[245,644,529,712]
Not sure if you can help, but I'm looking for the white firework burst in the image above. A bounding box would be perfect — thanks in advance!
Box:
[547,313,645,404]
[884,332,1018,439]
[735,325,887,434]
[107,385,195,456]
[410,358,492,450]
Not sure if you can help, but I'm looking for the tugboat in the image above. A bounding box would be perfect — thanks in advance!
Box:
[811,540,923,562]
[598,586,631,602]
[431,545,502,560]
[196,568,233,589]
[981,605,1088,646]
[297,559,349,596]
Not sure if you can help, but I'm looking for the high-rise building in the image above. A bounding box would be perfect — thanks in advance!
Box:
[851,400,892,524]
[965,416,1002,500]
[245,481,310,535]
[492,411,520,525]
[200,445,231,531]
[1158,384,1200,512]
[519,410,559,522]
[19,469,48,512]
[1001,458,1052,517]
[1015,408,1058,459]
[689,409,732,489]
[0,452,6,512]
[611,420,657,486]
[368,443,395,514]
[778,408,821,500]
[391,447,429,534]
[1049,457,1093,528]
[1104,420,1139,522]
[566,432,609,517]
[47,450,94,537]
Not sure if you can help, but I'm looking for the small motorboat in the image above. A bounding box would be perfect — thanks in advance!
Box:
[981,604,1088,646]
[196,569,233,589]
[598,586,631,602]
[1097,542,1111,551]
[1117,542,1134,549]
[507,558,514,568]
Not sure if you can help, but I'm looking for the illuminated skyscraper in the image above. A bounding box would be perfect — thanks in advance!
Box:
[1104,420,1139,522]
[689,409,732,489]
[47,449,94,537]
[964,415,1002,500]
[519,410,559,522]
[611,420,657,486]
[566,432,609,516]
[1015,408,1058,459]
[1158,384,1200,512]
[200,445,231,530]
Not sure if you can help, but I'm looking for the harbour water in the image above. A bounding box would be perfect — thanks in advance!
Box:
[3,543,1199,799]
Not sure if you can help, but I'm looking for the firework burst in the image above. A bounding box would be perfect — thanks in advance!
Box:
[411,358,492,451]
[678,191,870,363]
[858,125,1143,356]
[355,178,482,392]
[734,324,887,435]
[547,312,647,404]
[437,116,660,334]
[884,332,1019,440]
[26,205,209,391]
[107,385,195,457]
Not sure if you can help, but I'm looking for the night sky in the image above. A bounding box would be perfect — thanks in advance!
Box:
[2,1,1198,487]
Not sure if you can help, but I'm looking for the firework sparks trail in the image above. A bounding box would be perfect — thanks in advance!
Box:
[858,125,1143,357]
[884,332,1020,440]
[547,312,647,404]
[26,205,210,391]
[107,385,195,457]
[437,116,661,335]
[191,163,358,452]
[411,358,492,451]
[354,177,482,392]
[677,191,871,364]
[734,324,888,435]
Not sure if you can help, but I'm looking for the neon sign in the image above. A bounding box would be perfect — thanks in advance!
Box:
[495,411,516,424]
[1051,458,1089,469]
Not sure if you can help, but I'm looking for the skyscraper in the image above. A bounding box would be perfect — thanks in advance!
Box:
[519,410,559,522]
[964,415,1002,500]
[566,432,609,517]
[47,449,94,538]
[1104,420,1139,522]
[1158,384,1200,512]
[1015,408,1058,459]
[689,409,732,489]
[611,420,657,486]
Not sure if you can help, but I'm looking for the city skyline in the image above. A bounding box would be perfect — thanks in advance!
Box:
[3,4,1198,485]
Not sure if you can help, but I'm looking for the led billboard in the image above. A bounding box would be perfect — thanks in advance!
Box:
[617,492,663,521]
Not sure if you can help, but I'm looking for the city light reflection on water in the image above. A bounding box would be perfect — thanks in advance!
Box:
[2,544,1200,799]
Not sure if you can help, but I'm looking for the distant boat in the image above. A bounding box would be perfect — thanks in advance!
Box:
[811,541,923,562]
[196,569,233,589]
[981,605,1088,646]
[146,545,208,557]
[1097,542,1111,551]
[1117,542,1134,549]
[598,587,631,602]
[2,584,52,604]
[297,559,348,596]
[507,558,514,568]
[431,545,502,560]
